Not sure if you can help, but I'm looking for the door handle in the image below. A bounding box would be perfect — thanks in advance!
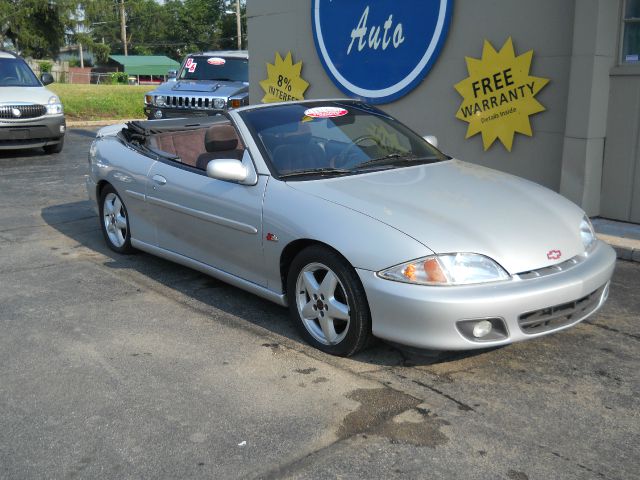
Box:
[152,174,167,186]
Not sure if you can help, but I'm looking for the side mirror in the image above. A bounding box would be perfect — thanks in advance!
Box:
[40,73,54,85]
[206,159,248,182]
[167,70,177,79]
[423,135,438,148]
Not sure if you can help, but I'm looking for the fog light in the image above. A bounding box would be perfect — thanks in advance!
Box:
[154,110,163,119]
[59,125,65,133]
[456,317,507,342]
[472,320,493,338]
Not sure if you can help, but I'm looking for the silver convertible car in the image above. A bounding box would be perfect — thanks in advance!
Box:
[87,100,616,356]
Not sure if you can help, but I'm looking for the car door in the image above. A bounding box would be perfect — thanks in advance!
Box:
[144,152,267,287]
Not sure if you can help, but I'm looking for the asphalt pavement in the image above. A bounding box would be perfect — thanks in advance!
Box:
[0,128,638,479]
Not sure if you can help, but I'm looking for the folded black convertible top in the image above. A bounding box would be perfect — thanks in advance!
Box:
[121,115,231,145]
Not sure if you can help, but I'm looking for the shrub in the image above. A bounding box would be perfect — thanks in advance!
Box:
[109,72,129,84]
[39,61,52,73]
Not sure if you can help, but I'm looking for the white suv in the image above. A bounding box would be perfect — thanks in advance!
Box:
[0,51,65,154]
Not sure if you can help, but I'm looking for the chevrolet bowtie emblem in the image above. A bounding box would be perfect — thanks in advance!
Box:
[547,250,562,260]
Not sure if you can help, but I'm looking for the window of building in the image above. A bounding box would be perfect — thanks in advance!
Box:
[622,0,640,63]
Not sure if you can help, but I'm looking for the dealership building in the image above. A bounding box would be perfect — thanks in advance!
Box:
[247,0,640,224]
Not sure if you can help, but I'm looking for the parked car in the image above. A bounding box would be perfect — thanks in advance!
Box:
[0,50,65,153]
[144,50,248,120]
[87,99,616,356]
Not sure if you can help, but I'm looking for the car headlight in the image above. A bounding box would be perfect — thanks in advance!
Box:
[154,95,166,107]
[46,96,63,115]
[378,253,510,286]
[213,98,226,110]
[580,215,597,253]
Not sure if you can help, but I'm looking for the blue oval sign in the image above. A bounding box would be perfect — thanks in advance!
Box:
[312,0,453,104]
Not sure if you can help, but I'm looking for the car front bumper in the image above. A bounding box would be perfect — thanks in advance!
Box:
[144,106,225,120]
[0,115,65,150]
[357,240,616,350]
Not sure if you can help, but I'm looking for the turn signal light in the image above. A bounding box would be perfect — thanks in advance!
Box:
[424,258,447,283]
[230,99,242,109]
[403,264,417,281]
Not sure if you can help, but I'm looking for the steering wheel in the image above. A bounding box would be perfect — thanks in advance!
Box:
[333,134,382,168]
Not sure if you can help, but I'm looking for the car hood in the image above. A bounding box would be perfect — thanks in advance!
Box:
[289,160,587,274]
[0,86,55,105]
[151,80,248,96]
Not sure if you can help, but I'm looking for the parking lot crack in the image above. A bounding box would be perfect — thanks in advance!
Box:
[410,379,476,412]
[584,320,640,341]
[541,445,609,478]
[0,262,67,275]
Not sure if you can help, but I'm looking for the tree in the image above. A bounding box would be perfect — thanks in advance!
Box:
[0,0,240,62]
[0,0,72,58]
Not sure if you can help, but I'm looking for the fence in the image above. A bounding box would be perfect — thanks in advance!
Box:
[66,70,120,84]
[27,60,69,83]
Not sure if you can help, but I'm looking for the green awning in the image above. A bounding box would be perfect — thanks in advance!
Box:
[109,55,180,76]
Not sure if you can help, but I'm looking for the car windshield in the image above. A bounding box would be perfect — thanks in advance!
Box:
[239,101,448,178]
[0,58,41,87]
[178,56,248,82]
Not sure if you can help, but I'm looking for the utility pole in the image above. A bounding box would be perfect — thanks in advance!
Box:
[119,0,127,56]
[236,0,241,50]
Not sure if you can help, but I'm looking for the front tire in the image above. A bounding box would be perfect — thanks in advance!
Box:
[287,245,372,357]
[99,185,134,254]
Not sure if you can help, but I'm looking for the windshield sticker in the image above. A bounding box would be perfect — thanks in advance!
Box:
[185,58,197,73]
[207,57,226,66]
[304,107,348,118]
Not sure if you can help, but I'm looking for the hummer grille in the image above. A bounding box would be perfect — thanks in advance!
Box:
[163,96,221,110]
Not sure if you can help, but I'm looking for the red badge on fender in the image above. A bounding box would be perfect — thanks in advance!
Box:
[547,250,561,260]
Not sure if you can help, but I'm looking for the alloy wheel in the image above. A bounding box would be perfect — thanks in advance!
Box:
[295,262,351,345]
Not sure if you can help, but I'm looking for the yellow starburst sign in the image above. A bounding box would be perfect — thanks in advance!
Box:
[260,52,309,103]
[454,38,549,151]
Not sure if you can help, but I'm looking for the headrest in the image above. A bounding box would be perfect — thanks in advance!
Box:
[205,124,239,152]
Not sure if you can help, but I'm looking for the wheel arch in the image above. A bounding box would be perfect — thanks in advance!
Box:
[96,179,112,201]
[280,239,352,294]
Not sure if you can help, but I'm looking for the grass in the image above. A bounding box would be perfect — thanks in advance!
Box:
[48,84,152,121]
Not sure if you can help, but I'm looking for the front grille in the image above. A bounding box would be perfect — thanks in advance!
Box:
[0,104,47,119]
[516,255,585,280]
[163,96,222,111]
[518,285,606,334]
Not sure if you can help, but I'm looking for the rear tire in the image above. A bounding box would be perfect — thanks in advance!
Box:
[287,245,372,357]
[99,185,135,254]
[43,137,64,154]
